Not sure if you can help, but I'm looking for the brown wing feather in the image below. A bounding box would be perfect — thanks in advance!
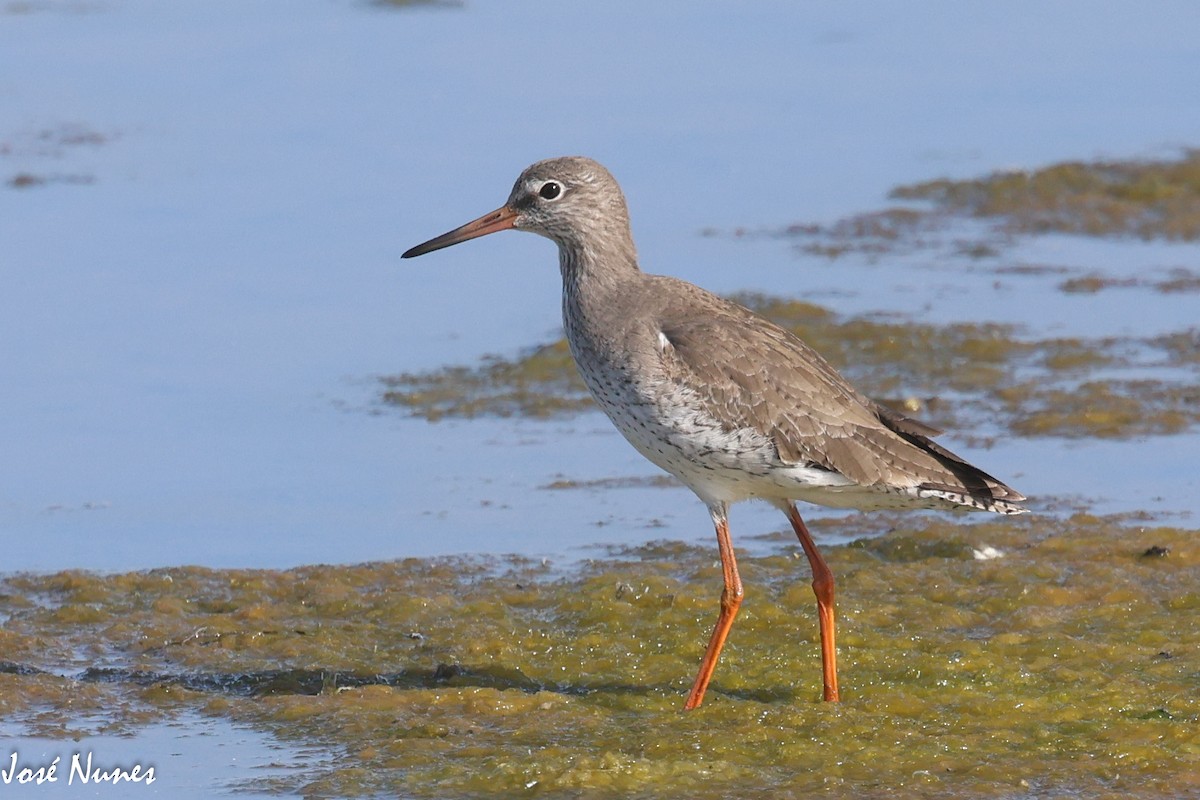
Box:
[654,285,1025,508]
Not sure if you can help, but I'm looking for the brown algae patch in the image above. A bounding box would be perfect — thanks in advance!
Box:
[382,339,590,420]
[6,172,95,189]
[382,296,1200,440]
[1060,267,1200,295]
[765,150,1200,259]
[891,149,1200,241]
[1003,380,1199,438]
[541,474,681,491]
[1158,329,1200,366]
[2,122,111,190]
[1060,267,1200,296]
[779,207,956,260]
[1,514,1198,797]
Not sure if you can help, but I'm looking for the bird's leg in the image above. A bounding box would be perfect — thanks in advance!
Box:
[683,503,743,710]
[781,501,840,702]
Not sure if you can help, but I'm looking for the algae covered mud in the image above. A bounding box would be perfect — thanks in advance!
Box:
[1,514,1198,798]
[5,151,1200,798]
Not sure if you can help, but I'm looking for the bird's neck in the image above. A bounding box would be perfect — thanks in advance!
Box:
[557,223,640,295]
[558,228,641,344]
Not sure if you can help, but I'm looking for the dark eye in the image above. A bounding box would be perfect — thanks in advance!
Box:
[539,181,562,200]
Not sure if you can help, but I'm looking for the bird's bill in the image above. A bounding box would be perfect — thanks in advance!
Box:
[401,206,519,258]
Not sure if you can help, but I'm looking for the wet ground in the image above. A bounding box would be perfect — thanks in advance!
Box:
[2,513,1198,798]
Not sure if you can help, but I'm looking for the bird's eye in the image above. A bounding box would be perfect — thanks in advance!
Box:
[538,181,563,200]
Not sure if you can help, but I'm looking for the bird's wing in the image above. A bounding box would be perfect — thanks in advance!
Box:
[655,311,906,484]
[654,303,1018,503]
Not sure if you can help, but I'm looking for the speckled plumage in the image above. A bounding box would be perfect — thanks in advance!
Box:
[403,155,1027,708]
[515,157,1026,516]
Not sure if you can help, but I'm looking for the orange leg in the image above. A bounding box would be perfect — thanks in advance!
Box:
[683,503,743,710]
[781,501,840,702]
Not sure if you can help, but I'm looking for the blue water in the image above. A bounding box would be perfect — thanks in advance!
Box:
[2,0,1197,575]
[0,713,314,799]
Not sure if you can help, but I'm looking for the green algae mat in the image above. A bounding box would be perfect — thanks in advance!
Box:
[2,513,1198,798]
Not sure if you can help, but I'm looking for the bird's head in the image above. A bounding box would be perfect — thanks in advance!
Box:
[402,156,632,259]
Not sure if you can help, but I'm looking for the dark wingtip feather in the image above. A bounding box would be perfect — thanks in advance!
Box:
[878,408,1028,515]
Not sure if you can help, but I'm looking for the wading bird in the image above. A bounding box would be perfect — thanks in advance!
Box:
[403,157,1027,708]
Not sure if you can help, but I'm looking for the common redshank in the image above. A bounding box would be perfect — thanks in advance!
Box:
[402,156,1027,709]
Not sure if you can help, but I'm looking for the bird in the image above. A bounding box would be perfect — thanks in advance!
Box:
[402,156,1027,709]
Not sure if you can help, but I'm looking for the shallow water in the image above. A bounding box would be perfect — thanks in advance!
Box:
[3,0,1199,572]
[0,713,313,798]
